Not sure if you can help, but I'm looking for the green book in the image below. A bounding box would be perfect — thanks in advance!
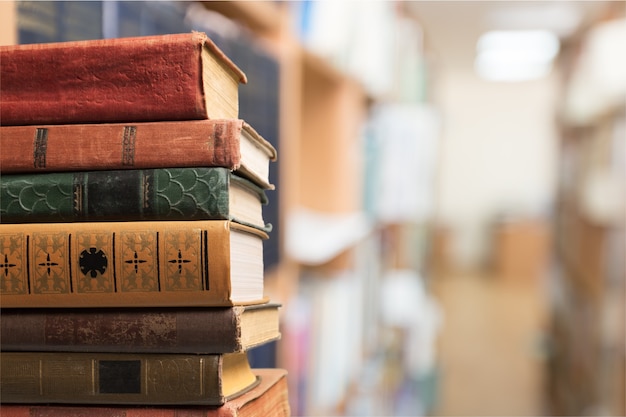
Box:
[1,167,270,231]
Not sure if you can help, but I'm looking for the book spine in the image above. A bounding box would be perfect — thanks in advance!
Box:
[1,167,234,223]
[1,307,244,353]
[0,406,235,417]
[0,369,289,417]
[0,352,226,405]
[0,220,258,308]
[0,120,243,174]
[0,406,225,417]
[0,33,211,125]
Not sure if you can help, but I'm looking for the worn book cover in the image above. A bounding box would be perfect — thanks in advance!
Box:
[0,368,290,417]
[1,167,270,231]
[0,32,246,125]
[0,119,277,190]
[1,303,281,354]
[0,351,258,405]
[0,220,267,308]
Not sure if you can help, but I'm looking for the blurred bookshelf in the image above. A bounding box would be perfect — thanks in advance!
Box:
[197,3,443,415]
[548,4,626,415]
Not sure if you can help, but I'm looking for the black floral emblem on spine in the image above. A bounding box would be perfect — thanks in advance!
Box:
[79,247,108,278]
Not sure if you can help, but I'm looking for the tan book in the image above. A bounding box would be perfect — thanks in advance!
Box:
[0,32,247,125]
[0,220,267,308]
[0,351,258,406]
[0,368,290,416]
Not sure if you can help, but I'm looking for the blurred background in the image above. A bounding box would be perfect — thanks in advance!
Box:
[1,1,624,415]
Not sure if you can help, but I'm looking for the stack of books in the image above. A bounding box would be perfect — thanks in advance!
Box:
[0,32,290,417]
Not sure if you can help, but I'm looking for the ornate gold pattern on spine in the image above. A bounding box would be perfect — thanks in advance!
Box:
[0,233,28,294]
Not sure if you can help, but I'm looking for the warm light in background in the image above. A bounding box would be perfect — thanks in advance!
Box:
[474,30,560,82]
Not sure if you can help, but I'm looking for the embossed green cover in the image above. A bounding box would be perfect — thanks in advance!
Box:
[1,167,268,230]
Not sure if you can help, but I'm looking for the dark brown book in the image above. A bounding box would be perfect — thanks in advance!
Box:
[1,303,281,354]
[0,119,277,190]
[0,368,290,417]
[0,32,247,125]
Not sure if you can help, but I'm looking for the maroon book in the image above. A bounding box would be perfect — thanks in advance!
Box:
[0,32,247,125]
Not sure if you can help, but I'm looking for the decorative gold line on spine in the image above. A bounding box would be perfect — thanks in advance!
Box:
[73,172,84,217]
[38,359,43,395]
[122,126,137,166]
[91,359,97,395]
[199,357,204,394]
[33,128,48,169]
[143,171,150,211]
[73,183,83,215]
[144,357,151,396]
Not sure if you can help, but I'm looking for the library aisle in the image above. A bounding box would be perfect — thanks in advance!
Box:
[431,272,550,416]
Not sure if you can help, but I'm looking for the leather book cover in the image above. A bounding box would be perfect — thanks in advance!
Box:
[0,119,277,190]
[0,352,258,406]
[0,32,246,125]
[1,303,281,354]
[0,368,290,417]
[0,220,268,308]
[1,167,269,230]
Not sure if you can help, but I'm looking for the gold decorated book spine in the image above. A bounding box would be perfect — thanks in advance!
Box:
[0,220,265,308]
[0,352,225,405]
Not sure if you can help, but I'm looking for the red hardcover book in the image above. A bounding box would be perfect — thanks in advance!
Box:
[0,369,290,417]
[0,32,246,125]
[0,119,276,189]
